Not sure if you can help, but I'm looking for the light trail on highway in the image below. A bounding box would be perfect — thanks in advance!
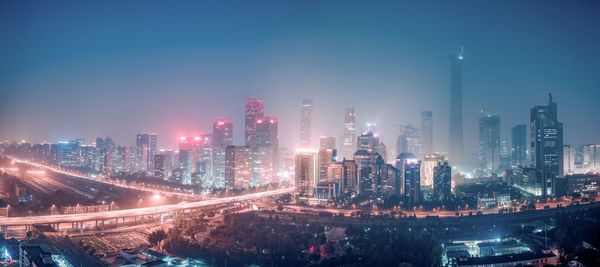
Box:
[4,156,206,200]
[0,187,294,226]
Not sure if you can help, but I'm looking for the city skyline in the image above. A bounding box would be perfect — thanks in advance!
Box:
[2,2,600,266]
[2,1,600,152]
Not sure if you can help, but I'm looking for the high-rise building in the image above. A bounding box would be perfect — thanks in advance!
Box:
[155,149,174,179]
[255,116,279,185]
[421,111,433,155]
[448,48,465,166]
[295,149,317,197]
[135,133,157,173]
[343,107,357,160]
[342,159,358,192]
[57,140,81,168]
[375,142,388,163]
[178,149,193,185]
[583,144,600,172]
[373,156,401,198]
[178,136,201,169]
[317,149,336,183]
[397,124,421,158]
[511,124,527,166]
[530,93,563,197]
[327,162,344,183]
[563,145,575,175]
[319,135,336,151]
[213,119,233,187]
[300,99,313,148]
[154,154,167,178]
[433,161,452,201]
[357,131,380,154]
[224,145,252,190]
[479,115,501,175]
[244,98,264,147]
[421,153,446,190]
[396,152,421,205]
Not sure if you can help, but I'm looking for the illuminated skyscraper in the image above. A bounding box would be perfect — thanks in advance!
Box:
[396,152,421,205]
[397,124,421,158]
[300,99,313,148]
[225,145,252,190]
[530,93,563,197]
[433,161,452,201]
[244,98,264,147]
[319,135,336,151]
[178,149,192,185]
[135,133,157,173]
[154,154,167,178]
[57,140,81,168]
[213,119,233,187]
[511,124,527,166]
[421,153,446,189]
[563,145,575,175]
[357,131,380,153]
[255,116,279,185]
[479,115,501,175]
[343,107,357,160]
[448,48,464,166]
[421,111,433,155]
[317,148,335,182]
[295,149,317,197]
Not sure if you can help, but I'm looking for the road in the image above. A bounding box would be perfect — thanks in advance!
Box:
[3,156,206,200]
[0,187,294,227]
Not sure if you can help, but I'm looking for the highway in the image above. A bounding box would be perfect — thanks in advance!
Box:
[0,187,294,227]
[3,156,206,200]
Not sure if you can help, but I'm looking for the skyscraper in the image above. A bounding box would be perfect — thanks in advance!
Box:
[396,152,421,205]
[224,145,252,190]
[421,153,446,189]
[178,149,192,185]
[397,124,421,158]
[300,99,313,148]
[448,48,464,166]
[357,131,380,154]
[530,93,563,197]
[244,98,264,147]
[563,145,575,175]
[255,116,279,185]
[317,148,335,183]
[295,149,317,198]
[319,135,336,151]
[343,107,357,160]
[135,133,157,173]
[421,111,433,155]
[479,115,501,175]
[511,124,527,166]
[213,119,233,187]
[433,161,452,202]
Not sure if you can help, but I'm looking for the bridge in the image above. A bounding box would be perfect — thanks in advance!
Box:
[0,187,294,234]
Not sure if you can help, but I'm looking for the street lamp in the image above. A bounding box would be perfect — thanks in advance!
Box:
[51,204,56,215]
[6,205,9,217]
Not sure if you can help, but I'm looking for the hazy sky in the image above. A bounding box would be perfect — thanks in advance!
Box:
[1,0,599,156]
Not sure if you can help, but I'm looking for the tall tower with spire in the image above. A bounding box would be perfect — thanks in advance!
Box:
[530,93,563,197]
[448,47,465,166]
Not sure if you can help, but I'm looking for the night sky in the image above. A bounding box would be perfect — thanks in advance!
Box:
[1,0,599,155]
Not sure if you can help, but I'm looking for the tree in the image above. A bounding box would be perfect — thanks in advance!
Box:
[148,229,167,251]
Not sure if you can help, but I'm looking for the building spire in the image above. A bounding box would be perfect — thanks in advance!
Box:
[548,91,553,104]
